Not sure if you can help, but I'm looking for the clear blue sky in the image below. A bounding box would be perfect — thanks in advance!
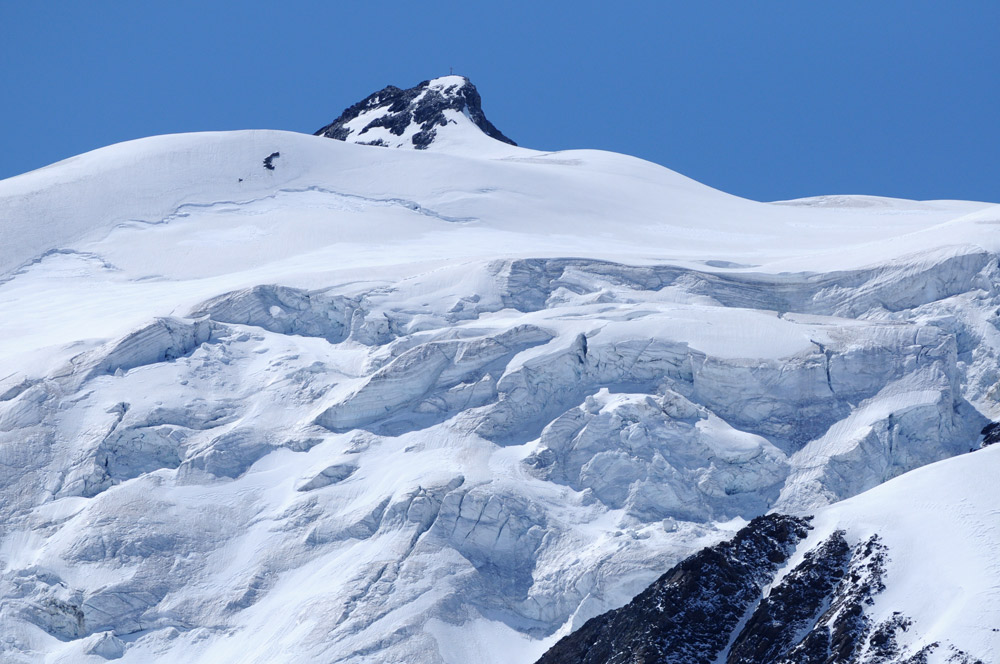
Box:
[2,1,997,202]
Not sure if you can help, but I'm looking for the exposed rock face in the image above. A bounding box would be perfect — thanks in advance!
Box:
[727,531,853,663]
[536,519,985,664]
[314,75,516,149]
[535,514,812,664]
[981,421,1000,447]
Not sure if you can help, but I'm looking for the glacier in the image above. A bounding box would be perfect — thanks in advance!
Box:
[0,76,998,663]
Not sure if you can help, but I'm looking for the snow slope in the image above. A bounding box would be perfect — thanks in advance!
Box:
[0,79,999,663]
[537,445,1000,663]
[788,442,1000,662]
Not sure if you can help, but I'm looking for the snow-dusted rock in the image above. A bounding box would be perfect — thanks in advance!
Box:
[315,75,516,150]
[537,442,1000,664]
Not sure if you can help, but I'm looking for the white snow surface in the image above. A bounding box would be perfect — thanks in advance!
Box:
[783,444,1000,662]
[0,125,998,663]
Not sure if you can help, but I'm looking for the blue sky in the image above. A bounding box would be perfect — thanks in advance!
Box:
[1,1,997,202]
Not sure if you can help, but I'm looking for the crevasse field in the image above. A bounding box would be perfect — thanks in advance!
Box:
[1,77,998,662]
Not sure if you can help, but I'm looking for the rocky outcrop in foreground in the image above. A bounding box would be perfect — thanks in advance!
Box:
[536,514,985,664]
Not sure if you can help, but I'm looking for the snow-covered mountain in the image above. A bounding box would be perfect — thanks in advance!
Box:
[0,76,997,663]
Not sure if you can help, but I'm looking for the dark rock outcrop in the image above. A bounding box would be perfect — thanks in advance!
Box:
[537,519,981,664]
[314,76,515,149]
[981,421,1000,447]
[728,531,852,663]
[535,514,811,664]
[775,535,888,664]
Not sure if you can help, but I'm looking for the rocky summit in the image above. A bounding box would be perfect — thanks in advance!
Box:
[314,75,516,149]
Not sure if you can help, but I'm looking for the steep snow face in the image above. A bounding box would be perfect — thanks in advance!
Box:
[537,445,1000,664]
[0,118,999,664]
[314,75,516,153]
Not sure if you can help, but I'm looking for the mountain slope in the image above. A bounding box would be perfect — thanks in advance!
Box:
[536,445,1000,664]
[0,80,998,663]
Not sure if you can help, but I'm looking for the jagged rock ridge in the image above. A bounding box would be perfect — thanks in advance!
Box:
[534,514,812,664]
[536,516,986,664]
[314,75,516,149]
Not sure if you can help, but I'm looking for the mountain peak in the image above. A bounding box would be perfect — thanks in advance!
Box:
[314,75,516,150]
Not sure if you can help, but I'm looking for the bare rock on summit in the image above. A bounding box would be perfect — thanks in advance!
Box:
[315,75,516,149]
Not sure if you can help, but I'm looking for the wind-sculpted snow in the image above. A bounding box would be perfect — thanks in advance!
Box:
[525,389,790,522]
[0,123,998,663]
[315,325,553,433]
[76,317,217,382]
[192,285,356,344]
